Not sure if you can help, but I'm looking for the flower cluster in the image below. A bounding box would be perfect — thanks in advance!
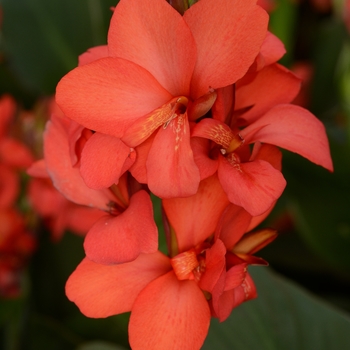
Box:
[0,95,36,297]
[42,0,333,348]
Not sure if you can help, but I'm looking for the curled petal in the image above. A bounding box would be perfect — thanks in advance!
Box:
[218,156,286,216]
[191,137,218,180]
[84,190,158,264]
[44,116,114,210]
[233,228,277,255]
[236,64,301,124]
[192,119,234,149]
[198,239,226,293]
[241,104,334,171]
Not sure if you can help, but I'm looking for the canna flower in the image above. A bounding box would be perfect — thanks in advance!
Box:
[66,175,276,349]
[43,113,158,263]
[191,61,333,215]
[56,0,269,198]
[27,160,105,241]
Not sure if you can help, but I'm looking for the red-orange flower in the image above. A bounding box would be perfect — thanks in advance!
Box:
[56,0,268,198]
[66,175,276,349]
[43,114,158,263]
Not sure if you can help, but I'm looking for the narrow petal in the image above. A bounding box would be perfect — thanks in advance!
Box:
[163,175,229,252]
[109,0,196,96]
[233,229,277,255]
[56,57,172,137]
[65,253,170,318]
[211,85,235,123]
[122,99,177,147]
[236,63,301,123]
[80,133,133,189]
[129,271,210,350]
[198,239,226,293]
[44,116,113,210]
[184,0,268,99]
[192,118,234,149]
[84,190,158,264]
[241,104,334,171]
[146,116,200,198]
[218,156,286,216]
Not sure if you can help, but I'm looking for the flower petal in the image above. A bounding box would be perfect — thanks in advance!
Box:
[80,133,134,189]
[233,228,277,255]
[84,190,158,264]
[216,204,252,250]
[129,271,210,350]
[146,116,200,198]
[65,253,170,318]
[218,156,286,216]
[56,57,172,137]
[184,0,268,99]
[236,63,301,123]
[78,45,108,66]
[44,116,113,210]
[241,104,334,171]
[108,0,196,96]
[191,137,218,180]
[163,175,229,252]
[198,239,226,293]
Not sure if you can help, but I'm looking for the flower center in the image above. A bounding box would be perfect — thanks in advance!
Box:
[163,96,188,129]
[170,248,206,281]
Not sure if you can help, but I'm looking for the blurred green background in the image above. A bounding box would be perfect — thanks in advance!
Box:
[1,0,350,349]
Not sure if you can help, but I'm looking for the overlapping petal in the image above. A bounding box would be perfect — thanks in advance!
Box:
[241,104,334,171]
[129,271,210,350]
[44,116,114,210]
[84,190,158,264]
[56,57,173,137]
[146,116,200,198]
[236,63,301,123]
[217,156,286,216]
[163,175,229,252]
[80,132,134,189]
[65,252,170,318]
[109,0,196,97]
[184,0,269,99]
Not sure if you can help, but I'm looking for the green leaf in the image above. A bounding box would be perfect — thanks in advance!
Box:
[282,140,350,270]
[76,341,127,350]
[1,0,117,95]
[203,267,350,349]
